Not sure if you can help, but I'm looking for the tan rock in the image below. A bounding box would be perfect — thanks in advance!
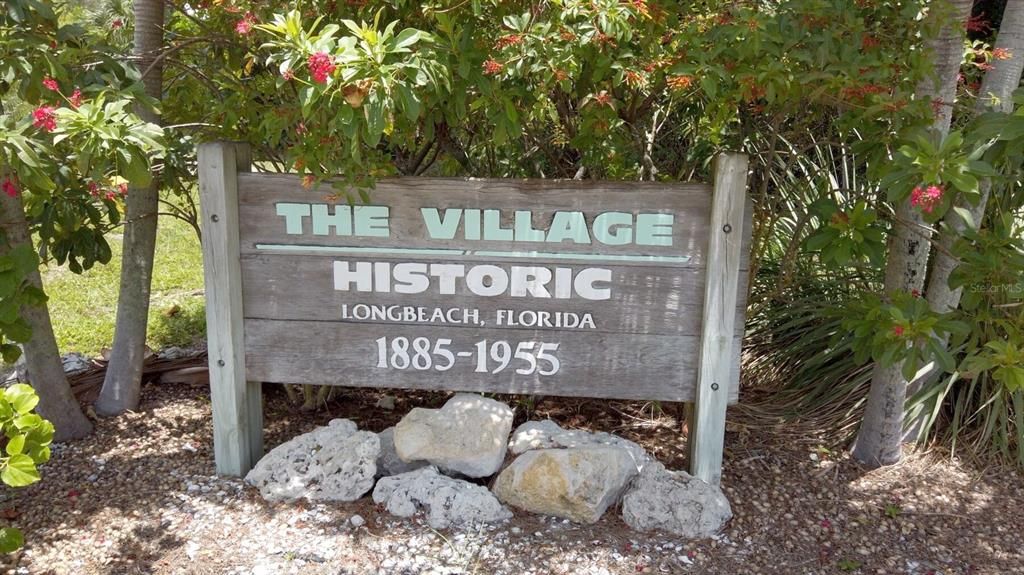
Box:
[492,446,638,523]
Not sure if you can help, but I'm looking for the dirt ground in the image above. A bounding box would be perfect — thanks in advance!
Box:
[2,381,1021,575]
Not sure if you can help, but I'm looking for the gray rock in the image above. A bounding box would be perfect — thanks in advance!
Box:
[508,419,650,472]
[393,394,513,478]
[61,352,92,375]
[621,461,732,538]
[376,427,428,477]
[492,446,638,523]
[372,466,512,529]
[245,419,379,502]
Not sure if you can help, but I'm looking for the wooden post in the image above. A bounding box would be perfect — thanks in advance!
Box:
[198,142,263,476]
[689,153,748,486]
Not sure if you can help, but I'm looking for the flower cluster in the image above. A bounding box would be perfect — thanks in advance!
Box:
[88,181,129,200]
[992,47,1012,60]
[910,184,944,213]
[69,88,83,109]
[624,70,647,89]
[235,12,256,35]
[482,59,503,76]
[840,83,887,101]
[494,34,523,50]
[43,77,59,91]
[307,52,336,84]
[666,74,694,92]
[32,106,57,132]
[2,178,17,198]
[966,14,990,33]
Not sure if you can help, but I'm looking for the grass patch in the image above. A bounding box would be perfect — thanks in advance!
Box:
[42,216,206,355]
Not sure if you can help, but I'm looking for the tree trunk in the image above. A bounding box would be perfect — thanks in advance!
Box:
[898,0,1024,442]
[926,0,1024,314]
[0,189,92,441]
[851,0,973,468]
[95,0,164,416]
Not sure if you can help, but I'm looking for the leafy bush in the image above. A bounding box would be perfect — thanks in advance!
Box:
[0,384,53,552]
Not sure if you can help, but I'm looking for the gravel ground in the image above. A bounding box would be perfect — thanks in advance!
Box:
[2,382,1022,575]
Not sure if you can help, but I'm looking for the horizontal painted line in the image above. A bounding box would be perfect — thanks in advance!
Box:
[253,243,691,264]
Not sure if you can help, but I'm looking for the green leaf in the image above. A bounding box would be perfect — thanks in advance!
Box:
[1,453,39,487]
[5,435,24,456]
[3,385,37,415]
[0,527,24,553]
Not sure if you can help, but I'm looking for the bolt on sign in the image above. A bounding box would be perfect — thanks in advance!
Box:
[198,142,751,486]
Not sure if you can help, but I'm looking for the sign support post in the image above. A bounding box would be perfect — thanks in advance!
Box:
[198,142,263,476]
[689,153,749,486]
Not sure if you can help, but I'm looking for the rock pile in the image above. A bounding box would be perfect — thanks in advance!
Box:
[245,393,731,537]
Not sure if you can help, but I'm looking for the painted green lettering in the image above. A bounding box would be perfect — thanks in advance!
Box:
[593,212,633,245]
[546,211,591,244]
[421,208,462,240]
[276,203,311,235]
[482,209,513,241]
[636,213,673,246]
[311,204,352,236]
[353,205,390,237]
[513,210,545,242]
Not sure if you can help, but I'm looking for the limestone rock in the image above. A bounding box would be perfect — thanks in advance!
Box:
[245,419,379,502]
[508,420,650,472]
[376,427,428,477]
[372,466,512,529]
[393,394,513,478]
[621,462,732,538]
[492,446,638,523]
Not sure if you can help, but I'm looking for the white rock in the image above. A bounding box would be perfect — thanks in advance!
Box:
[245,419,379,502]
[372,466,512,529]
[375,395,397,410]
[376,427,428,477]
[393,394,513,478]
[508,420,650,472]
[350,514,365,528]
[492,446,638,523]
[621,462,732,538]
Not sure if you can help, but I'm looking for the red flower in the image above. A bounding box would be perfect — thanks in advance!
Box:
[69,88,83,108]
[593,90,613,107]
[494,34,523,50]
[911,289,921,298]
[118,182,128,196]
[820,518,832,529]
[32,106,57,132]
[235,12,255,35]
[893,325,905,337]
[282,69,294,81]
[307,52,336,84]
[2,178,17,198]
[111,18,123,30]
[42,77,59,91]
[482,59,503,76]
[295,122,308,135]
[910,184,944,213]
[861,35,880,51]
[966,14,989,33]
[301,175,316,189]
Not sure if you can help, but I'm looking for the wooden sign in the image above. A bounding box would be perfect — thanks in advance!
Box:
[198,142,750,486]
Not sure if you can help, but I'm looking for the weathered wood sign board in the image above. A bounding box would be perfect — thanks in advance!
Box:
[198,142,750,486]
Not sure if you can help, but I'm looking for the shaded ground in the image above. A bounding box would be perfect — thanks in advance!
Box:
[2,382,1022,575]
